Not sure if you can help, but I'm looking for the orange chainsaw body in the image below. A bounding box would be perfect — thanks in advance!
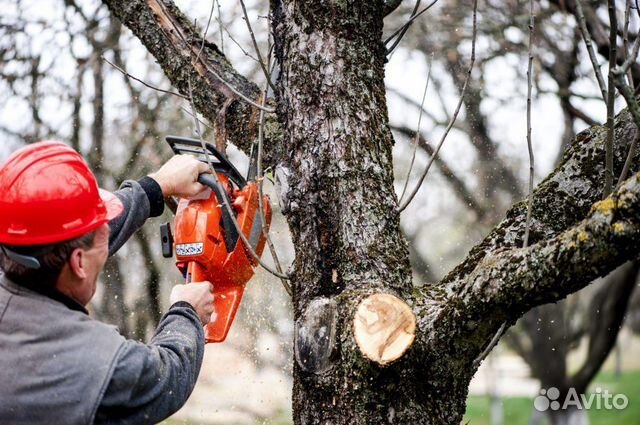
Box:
[174,173,272,343]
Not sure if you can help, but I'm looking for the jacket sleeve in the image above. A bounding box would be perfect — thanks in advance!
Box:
[108,177,165,256]
[93,302,205,425]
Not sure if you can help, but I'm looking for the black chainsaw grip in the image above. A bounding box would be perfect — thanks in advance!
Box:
[198,173,240,252]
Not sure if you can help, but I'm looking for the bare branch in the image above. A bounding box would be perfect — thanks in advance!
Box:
[617,132,639,188]
[399,58,432,203]
[604,0,618,197]
[574,0,608,101]
[215,0,224,54]
[623,0,635,91]
[102,0,281,162]
[195,2,215,62]
[398,0,477,212]
[524,0,535,248]
[385,0,423,54]
[385,0,439,54]
[472,322,506,367]
[102,56,188,99]
[239,0,277,93]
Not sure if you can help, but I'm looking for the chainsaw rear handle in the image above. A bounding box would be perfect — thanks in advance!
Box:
[197,173,240,252]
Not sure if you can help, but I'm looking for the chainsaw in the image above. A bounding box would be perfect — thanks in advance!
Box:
[160,136,272,343]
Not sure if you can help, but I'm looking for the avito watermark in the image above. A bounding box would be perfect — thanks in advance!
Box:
[534,387,629,412]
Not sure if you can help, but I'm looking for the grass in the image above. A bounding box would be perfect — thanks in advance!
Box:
[164,371,640,425]
[464,370,640,425]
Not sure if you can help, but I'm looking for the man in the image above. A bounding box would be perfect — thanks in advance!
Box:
[0,141,214,424]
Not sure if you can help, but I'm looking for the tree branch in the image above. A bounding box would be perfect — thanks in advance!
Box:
[463,160,640,319]
[441,109,639,290]
[549,0,640,85]
[410,108,640,373]
[102,0,283,163]
[392,125,488,220]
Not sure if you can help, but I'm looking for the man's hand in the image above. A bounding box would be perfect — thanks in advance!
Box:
[170,282,215,325]
[149,155,210,198]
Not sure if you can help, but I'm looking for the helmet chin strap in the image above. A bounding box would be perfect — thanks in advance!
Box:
[0,245,41,269]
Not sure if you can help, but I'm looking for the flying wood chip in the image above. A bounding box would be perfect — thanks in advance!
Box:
[353,293,416,365]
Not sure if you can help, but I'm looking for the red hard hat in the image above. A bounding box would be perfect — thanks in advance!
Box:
[0,141,123,246]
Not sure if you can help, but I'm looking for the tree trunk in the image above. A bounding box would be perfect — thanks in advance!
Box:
[270,2,442,423]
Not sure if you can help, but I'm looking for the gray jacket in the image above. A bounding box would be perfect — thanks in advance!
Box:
[0,179,205,425]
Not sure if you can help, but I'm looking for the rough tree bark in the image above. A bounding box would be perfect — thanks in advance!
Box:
[102,0,640,423]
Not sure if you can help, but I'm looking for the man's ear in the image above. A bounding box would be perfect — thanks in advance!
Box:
[68,248,87,280]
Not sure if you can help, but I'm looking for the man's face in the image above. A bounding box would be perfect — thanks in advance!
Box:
[75,223,110,306]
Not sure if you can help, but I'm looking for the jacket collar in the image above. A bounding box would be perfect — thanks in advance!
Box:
[0,273,88,315]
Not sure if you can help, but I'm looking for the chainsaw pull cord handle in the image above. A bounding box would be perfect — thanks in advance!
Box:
[197,173,240,252]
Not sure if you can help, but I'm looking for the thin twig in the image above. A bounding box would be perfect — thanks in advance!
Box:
[256,26,291,293]
[604,0,618,198]
[239,0,277,92]
[611,31,640,132]
[623,0,634,91]
[472,322,507,367]
[524,0,536,248]
[613,73,640,130]
[102,57,188,99]
[216,0,224,54]
[614,32,640,74]
[180,106,215,131]
[187,77,289,280]
[219,19,259,62]
[574,0,608,101]
[196,0,216,63]
[257,80,292,295]
[398,0,478,212]
[616,132,639,187]
[399,56,433,203]
[385,0,422,54]
[385,0,439,54]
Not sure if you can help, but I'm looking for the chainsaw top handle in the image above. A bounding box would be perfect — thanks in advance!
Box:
[196,173,241,252]
[166,135,246,189]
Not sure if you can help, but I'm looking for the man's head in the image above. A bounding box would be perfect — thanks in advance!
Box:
[0,141,123,305]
